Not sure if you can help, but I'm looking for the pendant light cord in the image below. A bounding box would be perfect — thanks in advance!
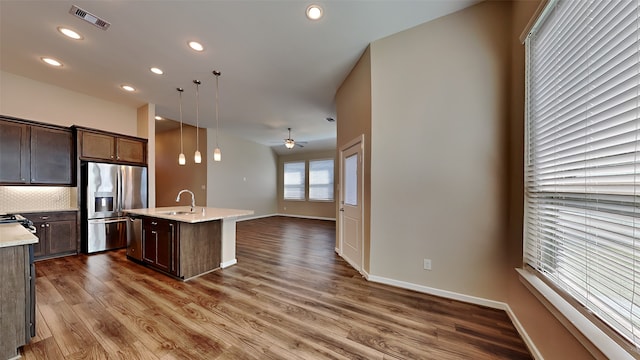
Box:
[194,80,201,152]
[178,88,184,154]
[214,72,220,147]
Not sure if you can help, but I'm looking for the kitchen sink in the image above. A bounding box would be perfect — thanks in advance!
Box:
[159,210,196,216]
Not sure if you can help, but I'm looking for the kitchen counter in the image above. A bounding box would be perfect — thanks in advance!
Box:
[0,223,38,248]
[125,206,253,223]
[125,206,253,280]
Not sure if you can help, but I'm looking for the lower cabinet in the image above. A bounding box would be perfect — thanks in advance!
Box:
[0,244,33,360]
[23,212,78,260]
[138,217,221,280]
[142,218,179,276]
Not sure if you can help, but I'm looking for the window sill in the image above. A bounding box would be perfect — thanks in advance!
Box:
[516,268,636,360]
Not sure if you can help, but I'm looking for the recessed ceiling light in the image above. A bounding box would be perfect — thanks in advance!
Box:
[188,41,204,52]
[57,27,83,40]
[150,67,164,75]
[306,4,323,20]
[41,57,62,67]
[121,85,136,92]
[155,116,163,120]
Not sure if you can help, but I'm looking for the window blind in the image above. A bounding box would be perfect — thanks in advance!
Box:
[524,0,640,347]
[309,159,334,201]
[284,161,305,200]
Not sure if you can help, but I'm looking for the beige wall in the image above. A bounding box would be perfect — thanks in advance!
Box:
[0,71,137,135]
[206,128,278,218]
[335,47,372,271]
[138,104,156,207]
[155,123,207,207]
[370,0,511,300]
[277,150,336,219]
[333,1,595,358]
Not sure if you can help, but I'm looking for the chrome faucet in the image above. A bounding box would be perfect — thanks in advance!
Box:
[176,189,196,212]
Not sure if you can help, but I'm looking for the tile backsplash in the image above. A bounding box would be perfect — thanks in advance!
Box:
[0,186,77,213]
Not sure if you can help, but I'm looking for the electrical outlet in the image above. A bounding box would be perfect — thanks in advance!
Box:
[423,259,432,270]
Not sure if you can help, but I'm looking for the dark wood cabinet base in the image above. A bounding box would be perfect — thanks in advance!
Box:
[137,217,221,280]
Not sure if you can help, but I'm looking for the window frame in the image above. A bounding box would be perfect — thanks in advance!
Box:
[308,158,335,202]
[283,161,306,201]
[522,0,640,357]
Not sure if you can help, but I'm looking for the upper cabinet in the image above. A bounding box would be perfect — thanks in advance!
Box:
[76,127,147,165]
[0,117,73,185]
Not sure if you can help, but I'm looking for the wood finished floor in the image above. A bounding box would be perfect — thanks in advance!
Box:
[21,216,532,359]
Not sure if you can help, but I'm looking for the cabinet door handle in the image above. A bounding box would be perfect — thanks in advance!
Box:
[45,224,50,227]
[40,216,49,220]
[40,224,45,228]
[151,221,157,225]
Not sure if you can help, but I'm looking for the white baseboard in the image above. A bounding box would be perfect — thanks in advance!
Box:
[236,213,279,222]
[276,213,336,221]
[238,213,337,222]
[220,259,237,268]
[367,274,507,310]
[504,303,544,360]
[367,274,542,357]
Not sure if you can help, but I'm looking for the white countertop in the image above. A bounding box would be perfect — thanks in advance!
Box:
[0,223,38,248]
[125,206,254,223]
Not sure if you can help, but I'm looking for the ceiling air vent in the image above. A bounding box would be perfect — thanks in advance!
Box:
[69,5,110,30]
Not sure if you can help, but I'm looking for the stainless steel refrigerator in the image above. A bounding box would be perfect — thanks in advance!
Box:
[81,162,148,253]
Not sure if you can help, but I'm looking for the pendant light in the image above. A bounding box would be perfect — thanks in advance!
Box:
[193,79,202,163]
[176,87,186,165]
[212,70,222,162]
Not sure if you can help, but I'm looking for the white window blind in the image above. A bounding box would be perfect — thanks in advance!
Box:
[309,159,334,201]
[284,161,305,200]
[525,0,640,347]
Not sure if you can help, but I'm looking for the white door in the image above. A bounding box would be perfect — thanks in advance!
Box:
[339,136,363,272]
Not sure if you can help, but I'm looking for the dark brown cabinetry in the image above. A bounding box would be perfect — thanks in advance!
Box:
[0,120,29,184]
[136,216,221,280]
[0,118,73,185]
[0,244,33,360]
[142,218,178,275]
[23,212,78,260]
[77,128,147,165]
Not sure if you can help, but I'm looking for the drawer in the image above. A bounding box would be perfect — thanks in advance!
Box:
[22,211,77,222]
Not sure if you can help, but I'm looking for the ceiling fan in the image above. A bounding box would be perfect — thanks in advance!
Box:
[284,128,306,149]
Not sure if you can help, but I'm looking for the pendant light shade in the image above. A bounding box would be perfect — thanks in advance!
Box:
[212,70,222,162]
[193,80,202,163]
[176,87,186,165]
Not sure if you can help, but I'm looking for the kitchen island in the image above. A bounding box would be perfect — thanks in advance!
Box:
[125,206,253,280]
[0,223,37,360]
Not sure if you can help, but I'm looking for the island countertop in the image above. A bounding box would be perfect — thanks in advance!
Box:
[0,223,38,248]
[125,206,254,223]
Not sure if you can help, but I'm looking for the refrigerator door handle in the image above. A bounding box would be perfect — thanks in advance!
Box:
[117,166,124,213]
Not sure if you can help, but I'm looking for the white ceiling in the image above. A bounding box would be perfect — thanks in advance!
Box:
[0,0,479,154]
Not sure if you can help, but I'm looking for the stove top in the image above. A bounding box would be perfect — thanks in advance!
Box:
[0,214,36,233]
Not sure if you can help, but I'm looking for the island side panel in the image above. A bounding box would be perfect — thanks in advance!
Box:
[0,245,28,360]
[179,220,221,279]
[220,217,238,268]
